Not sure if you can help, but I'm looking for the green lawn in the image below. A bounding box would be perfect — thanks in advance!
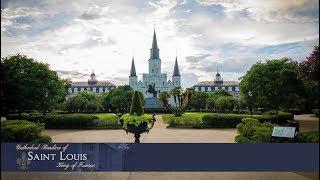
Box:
[93,113,121,129]
[162,112,211,128]
[95,113,119,120]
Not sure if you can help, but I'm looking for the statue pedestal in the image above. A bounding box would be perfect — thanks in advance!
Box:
[144,98,163,109]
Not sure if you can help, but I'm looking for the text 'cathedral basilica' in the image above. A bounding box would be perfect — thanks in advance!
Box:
[129,30,181,97]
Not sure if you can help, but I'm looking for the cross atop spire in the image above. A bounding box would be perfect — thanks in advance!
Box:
[130,57,137,77]
[150,29,159,59]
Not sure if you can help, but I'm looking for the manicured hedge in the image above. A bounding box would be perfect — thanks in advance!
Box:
[202,112,293,128]
[42,114,98,129]
[6,114,43,123]
[6,113,122,129]
[202,114,250,128]
[164,112,293,128]
[296,131,319,143]
[1,120,52,143]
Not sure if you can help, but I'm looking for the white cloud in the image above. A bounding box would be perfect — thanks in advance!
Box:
[1,0,319,88]
[1,7,42,31]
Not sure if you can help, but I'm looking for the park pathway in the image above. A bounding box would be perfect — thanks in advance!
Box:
[142,115,236,143]
[43,115,236,143]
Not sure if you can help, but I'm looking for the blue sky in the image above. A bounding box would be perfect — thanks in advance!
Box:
[1,0,319,87]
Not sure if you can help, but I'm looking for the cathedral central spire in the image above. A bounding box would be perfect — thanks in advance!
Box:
[150,29,160,59]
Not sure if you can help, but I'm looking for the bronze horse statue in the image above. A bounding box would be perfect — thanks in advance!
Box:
[146,84,158,98]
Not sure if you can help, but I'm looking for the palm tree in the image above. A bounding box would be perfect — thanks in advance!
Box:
[159,87,193,116]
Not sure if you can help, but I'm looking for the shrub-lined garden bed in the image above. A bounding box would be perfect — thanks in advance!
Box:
[163,112,293,128]
[1,120,52,143]
[235,118,319,143]
[6,113,121,129]
[296,131,319,143]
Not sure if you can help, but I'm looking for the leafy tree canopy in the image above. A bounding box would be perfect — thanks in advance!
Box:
[239,58,304,114]
[101,85,144,116]
[1,54,69,115]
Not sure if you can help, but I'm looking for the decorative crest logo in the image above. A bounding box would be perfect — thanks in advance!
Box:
[17,152,31,170]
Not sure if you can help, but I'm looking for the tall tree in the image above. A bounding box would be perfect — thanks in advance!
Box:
[295,46,319,111]
[101,85,144,116]
[188,92,209,111]
[1,54,68,115]
[239,58,304,114]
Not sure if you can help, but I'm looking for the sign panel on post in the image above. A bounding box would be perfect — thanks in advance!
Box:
[272,126,296,138]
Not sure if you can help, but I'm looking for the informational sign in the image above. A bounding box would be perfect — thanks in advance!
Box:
[272,126,296,138]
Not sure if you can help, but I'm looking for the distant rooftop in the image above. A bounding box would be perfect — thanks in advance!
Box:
[194,81,239,87]
[71,81,115,87]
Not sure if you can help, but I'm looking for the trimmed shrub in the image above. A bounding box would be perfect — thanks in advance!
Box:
[235,118,274,143]
[1,120,52,142]
[202,114,250,128]
[129,91,144,116]
[296,131,319,143]
[257,113,293,125]
[121,113,153,128]
[42,114,98,129]
[7,113,121,129]
[6,114,43,123]
[202,112,293,128]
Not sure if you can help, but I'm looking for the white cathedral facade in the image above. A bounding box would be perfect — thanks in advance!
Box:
[129,30,181,97]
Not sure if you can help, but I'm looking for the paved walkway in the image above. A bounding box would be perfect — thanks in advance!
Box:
[43,114,319,143]
[294,114,319,132]
[43,115,237,143]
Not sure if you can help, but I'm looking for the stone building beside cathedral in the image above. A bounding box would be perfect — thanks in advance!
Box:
[193,70,240,98]
[67,71,116,96]
[129,30,181,97]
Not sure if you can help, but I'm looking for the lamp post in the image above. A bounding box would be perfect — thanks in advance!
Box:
[248,90,253,116]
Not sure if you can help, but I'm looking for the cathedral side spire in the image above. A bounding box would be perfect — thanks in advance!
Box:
[173,56,180,76]
[130,57,137,77]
